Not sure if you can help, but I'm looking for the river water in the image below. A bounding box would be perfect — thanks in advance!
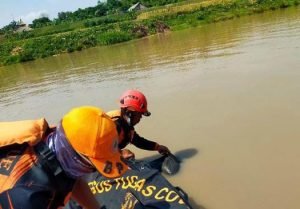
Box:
[1,6,300,209]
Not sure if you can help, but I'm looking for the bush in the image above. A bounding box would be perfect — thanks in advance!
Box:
[97,31,132,45]
[4,55,20,65]
[19,51,34,62]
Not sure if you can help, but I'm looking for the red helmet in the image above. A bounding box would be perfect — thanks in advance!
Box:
[119,90,151,116]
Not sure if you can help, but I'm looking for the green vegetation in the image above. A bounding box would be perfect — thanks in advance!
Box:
[0,0,299,66]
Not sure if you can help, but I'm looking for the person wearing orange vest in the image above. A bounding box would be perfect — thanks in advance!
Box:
[0,106,128,209]
[107,90,170,159]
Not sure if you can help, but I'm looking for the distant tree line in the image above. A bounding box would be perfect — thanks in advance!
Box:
[0,0,185,33]
[1,21,18,33]
[54,0,185,23]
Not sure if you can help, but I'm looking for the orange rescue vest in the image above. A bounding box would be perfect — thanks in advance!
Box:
[0,118,48,192]
[106,110,135,145]
[0,119,74,209]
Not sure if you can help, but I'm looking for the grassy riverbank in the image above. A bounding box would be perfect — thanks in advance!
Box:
[0,0,299,66]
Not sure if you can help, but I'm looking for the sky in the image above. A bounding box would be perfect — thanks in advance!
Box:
[0,0,100,28]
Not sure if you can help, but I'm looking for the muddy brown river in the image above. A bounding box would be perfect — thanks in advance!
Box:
[1,6,300,209]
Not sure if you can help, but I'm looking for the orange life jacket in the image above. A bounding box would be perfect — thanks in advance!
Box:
[106,110,135,146]
[0,119,74,209]
[0,118,48,192]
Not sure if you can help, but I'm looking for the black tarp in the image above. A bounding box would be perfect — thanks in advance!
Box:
[65,157,193,209]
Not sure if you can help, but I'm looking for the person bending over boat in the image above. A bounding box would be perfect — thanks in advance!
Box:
[107,89,170,159]
[0,106,128,209]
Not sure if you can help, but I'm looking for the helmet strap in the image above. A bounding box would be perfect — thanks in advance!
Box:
[126,116,132,126]
[124,109,133,126]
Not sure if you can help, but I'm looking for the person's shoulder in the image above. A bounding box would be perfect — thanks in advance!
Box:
[106,109,121,118]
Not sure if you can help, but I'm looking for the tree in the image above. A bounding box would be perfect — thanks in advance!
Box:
[106,0,122,11]
[31,17,51,28]
[95,3,108,16]
[0,20,17,33]
[58,11,72,21]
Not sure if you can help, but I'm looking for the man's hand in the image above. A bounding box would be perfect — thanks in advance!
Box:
[157,145,170,155]
[120,149,135,160]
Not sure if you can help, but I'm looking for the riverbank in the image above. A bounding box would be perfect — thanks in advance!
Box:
[0,0,299,66]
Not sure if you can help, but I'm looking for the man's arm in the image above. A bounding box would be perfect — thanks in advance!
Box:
[131,132,158,150]
[71,178,102,209]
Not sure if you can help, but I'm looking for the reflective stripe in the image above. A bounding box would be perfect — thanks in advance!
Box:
[0,144,36,193]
